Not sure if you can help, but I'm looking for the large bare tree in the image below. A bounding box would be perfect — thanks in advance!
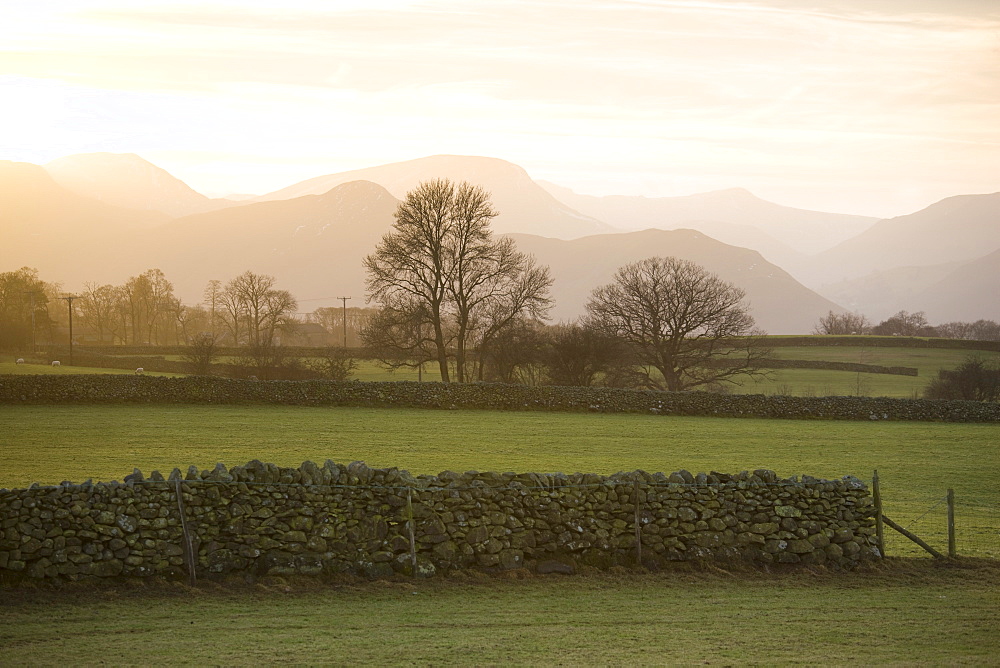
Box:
[364,179,551,382]
[221,271,297,348]
[813,310,871,335]
[586,256,769,392]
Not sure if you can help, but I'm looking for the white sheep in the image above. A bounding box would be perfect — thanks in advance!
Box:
[51,360,61,366]
[135,367,144,375]
[15,358,24,364]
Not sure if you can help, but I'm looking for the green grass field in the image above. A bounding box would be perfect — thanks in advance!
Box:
[12,342,998,396]
[0,362,183,377]
[3,404,997,559]
[3,385,999,664]
[2,561,998,665]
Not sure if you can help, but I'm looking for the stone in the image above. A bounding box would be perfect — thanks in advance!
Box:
[750,522,778,535]
[786,539,814,554]
[537,559,575,575]
[832,528,855,543]
[498,549,524,570]
[775,505,802,518]
[465,525,489,544]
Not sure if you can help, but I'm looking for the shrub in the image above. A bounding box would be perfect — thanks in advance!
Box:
[924,356,1000,402]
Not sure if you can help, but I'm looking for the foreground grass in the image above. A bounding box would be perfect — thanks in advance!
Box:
[1,561,998,665]
[3,404,997,558]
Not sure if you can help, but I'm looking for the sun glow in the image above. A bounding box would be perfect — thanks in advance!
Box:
[2,0,998,216]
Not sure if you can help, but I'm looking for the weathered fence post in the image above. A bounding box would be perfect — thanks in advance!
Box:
[406,487,417,575]
[947,488,956,558]
[174,478,197,585]
[633,480,642,566]
[873,470,885,558]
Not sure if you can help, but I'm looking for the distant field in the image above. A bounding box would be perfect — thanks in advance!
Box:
[2,561,998,665]
[4,404,996,558]
[0,362,183,377]
[327,346,1000,394]
[21,342,999,396]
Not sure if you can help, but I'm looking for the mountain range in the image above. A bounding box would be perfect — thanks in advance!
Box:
[2,152,998,331]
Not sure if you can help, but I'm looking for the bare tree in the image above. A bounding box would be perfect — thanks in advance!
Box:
[364,179,551,382]
[813,310,871,335]
[871,310,935,337]
[360,300,439,373]
[936,319,1000,341]
[203,279,223,339]
[219,271,298,348]
[307,306,377,347]
[78,283,119,345]
[540,322,625,387]
[183,332,219,376]
[924,356,1000,401]
[586,256,769,392]
[0,267,53,349]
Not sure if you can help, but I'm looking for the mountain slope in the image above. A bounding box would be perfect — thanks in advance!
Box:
[257,155,615,240]
[0,160,167,282]
[539,182,877,257]
[45,152,237,218]
[507,228,844,334]
[813,192,1000,285]
[914,250,1000,322]
[816,262,961,321]
[141,180,399,303]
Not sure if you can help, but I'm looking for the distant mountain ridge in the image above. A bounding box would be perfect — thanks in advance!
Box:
[538,182,878,257]
[4,151,999,328]
[813,192,1000,286]
[256,155,616,240]
[45,152,238,218]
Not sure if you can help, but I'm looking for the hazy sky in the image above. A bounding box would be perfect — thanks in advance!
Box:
[2,0,998,217]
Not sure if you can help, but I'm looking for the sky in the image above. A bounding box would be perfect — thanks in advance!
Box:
[2,0,999,218]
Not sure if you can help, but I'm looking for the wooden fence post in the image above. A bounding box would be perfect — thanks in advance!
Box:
[947,488,956,558]
[406,487,417,575]
[633,480,642,566]
[873,470,885,558]
[174,478,197,586]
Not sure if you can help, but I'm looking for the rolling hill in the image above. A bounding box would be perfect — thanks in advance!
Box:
[139,180,400,304]
[6,151,997,331]
[44,153,237,218]
[812,192,1000,286]
[538,183,877,258]
[508,228,843,333]
[256,155,615,240]
[914,249,1000,323]
[0,160,167,283]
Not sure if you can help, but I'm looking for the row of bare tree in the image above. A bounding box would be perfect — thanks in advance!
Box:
[814,310,1000,340]
[0,268,303,350]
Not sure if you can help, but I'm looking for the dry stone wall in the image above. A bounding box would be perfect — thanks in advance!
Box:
[3,375,999,422]
[0,461,878,581]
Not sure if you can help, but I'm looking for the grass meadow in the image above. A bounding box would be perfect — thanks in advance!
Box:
[3,360,998,665]
[0,362,183,377]
[2,560,998,665]
[3,404,997,559]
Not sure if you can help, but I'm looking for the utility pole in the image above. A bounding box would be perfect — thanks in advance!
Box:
[337,296,351,348]
[22,290,39,353]
[61,295,79,365]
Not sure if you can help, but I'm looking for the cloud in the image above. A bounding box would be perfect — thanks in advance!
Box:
[1,0,998,215]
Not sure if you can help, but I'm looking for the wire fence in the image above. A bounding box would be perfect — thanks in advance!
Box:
[881,490,999,559]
